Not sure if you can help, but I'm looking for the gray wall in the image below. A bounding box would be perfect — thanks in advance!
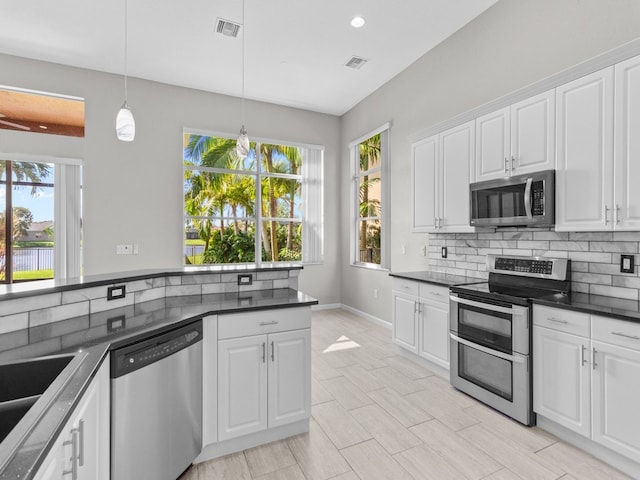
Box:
[340,0,640,323]
[0,53,341,305]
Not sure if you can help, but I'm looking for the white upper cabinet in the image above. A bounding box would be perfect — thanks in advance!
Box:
[614,54,640,230]
[555,67,614,231]
[411,136,438,232]
[411,121,474,233]
[475,90,555,182]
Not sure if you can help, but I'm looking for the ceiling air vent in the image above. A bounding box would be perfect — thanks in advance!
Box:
[345,56,368,70]
[216,18,241,38]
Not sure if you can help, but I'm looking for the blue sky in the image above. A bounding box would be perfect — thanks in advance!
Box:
[1,166,55,223]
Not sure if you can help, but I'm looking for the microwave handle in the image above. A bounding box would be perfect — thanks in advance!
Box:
[524,177,533,219]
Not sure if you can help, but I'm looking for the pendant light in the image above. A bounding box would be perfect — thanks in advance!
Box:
[116,0,135,141]
[235,0,249,158]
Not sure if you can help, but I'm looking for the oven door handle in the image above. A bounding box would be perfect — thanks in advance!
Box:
[449,295,514,315]
[449,333,525,364]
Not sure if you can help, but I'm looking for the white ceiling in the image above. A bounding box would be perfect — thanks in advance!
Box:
[0,0,497,116]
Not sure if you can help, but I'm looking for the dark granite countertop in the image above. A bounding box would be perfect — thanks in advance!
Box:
[533,292,640,324]
[389,271,481,287]
[0,288,317,480]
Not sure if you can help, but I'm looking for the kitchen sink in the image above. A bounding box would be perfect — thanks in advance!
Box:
[0,354,75,443]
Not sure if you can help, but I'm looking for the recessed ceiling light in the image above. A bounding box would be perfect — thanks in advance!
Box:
[351,16,365,28]
[39,125,48,129]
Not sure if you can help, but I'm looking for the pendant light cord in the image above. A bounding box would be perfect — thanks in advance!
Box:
[241,0,245,125]
[124,0,129,104]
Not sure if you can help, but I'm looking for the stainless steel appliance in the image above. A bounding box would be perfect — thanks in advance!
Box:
[449,255,570,425]
[111,321,203,480]
[470,169,555,227]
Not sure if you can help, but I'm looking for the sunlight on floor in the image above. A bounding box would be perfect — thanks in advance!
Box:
[323,335,360,353]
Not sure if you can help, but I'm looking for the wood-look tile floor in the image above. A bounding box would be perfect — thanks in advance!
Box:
[179,309,631,480]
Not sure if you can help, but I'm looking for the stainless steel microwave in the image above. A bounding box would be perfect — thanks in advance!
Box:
[469,170,555,227]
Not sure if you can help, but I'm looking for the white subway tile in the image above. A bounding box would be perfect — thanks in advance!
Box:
[0,312,28,334]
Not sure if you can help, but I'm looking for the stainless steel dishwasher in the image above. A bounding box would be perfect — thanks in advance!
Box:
[111,320,202,480]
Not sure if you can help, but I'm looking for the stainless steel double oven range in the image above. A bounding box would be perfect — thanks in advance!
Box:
[449,255,570,426]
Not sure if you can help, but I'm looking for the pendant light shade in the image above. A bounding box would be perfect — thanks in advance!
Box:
[116,101,135,141]
[116,0,135,141]
[236,0,248,157]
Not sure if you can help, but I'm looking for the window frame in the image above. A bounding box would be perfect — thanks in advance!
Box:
[182,129,323,267]
[349,123,390,270]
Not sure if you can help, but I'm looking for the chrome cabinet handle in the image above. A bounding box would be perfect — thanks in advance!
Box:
[62,430,79,480]
[581,344,587,366]
[504,157,509,173]
[605,205,610,225]
[262,342,266,363]
[260,321,278,326]
[76,420,84,467]
[414,301,419,313]
[271,341,275,361]
[547,317,568,324]
[615,204,621,224]
[429,291,443,297]
[611,331,640,340]
[511,156,516,170]
[592,347,597,370]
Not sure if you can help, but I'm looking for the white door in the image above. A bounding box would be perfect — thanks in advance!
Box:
[510,90,555,175]
[419,300,450,369]
[439,120,474,232]
[268,329,311,428]
[392,292,419,353]
[592,340,640,463]
[218,335,268,441]
[532,327,590,436]
[475,107,510,181]
[614,54,640,230]
[412,135,438,232]
[555,67,614,231]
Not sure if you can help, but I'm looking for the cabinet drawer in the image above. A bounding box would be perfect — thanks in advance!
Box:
[419,284,449,304]
[218,307,311,340]
[533,305,590,337]
[592,315,640,351]
[392,278,419,296]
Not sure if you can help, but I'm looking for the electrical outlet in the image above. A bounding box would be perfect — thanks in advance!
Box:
[107,285,126,300]
[441,247,448,258]
[621,254,635,274]
[116,244,133,255]
[237,274,253,285]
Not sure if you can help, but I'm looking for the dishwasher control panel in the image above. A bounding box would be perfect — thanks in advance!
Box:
[111,321,202,378]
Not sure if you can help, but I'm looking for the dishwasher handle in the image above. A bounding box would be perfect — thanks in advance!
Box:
[111,320,203,378]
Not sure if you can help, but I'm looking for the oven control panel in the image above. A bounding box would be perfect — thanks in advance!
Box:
[487,255,568,280]
[494,257,553,275]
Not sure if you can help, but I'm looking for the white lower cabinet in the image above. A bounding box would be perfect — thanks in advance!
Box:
[533,306,640,464]
[34,358,110,480]
[392,279,449,369]
[217,308,311,442]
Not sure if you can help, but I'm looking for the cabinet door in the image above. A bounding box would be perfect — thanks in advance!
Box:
[418,299,449,369]
[412,136,438,232]
[32,437,64,480]
[614,55,640,230]
[268,329,311,429]
[218,335,268,441]
[532,327,590,437]
[392,292,419,353]
[202,315,218,446]
[439,121,474,232]
[556,67,614,231]
[475,107,510,181]
[592,340,640,463]
[510,90,555,175]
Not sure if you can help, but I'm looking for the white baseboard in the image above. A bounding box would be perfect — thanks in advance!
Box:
[339,304,391,330]
[311,303,342,311]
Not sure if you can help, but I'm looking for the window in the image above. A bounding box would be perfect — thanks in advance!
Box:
[183,132,323,266]
[0,158,82,283]
[350,124,390,269]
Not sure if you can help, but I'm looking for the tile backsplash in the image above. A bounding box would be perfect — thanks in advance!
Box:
[428,229,640,300]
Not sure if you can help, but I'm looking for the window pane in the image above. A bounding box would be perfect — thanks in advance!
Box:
[184,171,256,218]
[185,219,257,265]
[183,133,256,171]
[261,177,302,219]
[358,170,381,219]
[261,220,302,263]
[358,133,381,173]
[358,219,381,265]
[259,144,302,175]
